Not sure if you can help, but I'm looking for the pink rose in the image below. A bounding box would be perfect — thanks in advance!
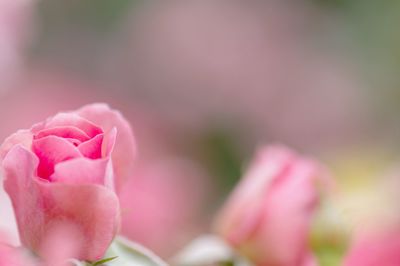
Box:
[215,145,329,266]
[343,229,400,266]
[0,103,136,261]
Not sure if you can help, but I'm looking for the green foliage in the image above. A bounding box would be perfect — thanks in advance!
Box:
[196,127,244,196]
[314,245,346,266]
[90,256,118,266]
[37,0,140,32]
[311,0,351,9]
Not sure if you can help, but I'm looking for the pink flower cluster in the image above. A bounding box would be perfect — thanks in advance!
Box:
[0,104,399,265]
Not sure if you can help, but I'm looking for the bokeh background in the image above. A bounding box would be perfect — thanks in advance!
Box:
[1,0,400,264]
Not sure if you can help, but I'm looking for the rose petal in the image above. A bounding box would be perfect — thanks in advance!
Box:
[2,145,42,248]
[44,113,103,138]
[0,129,32,161]
[77,103,136,191]
[216,146,294,245]
[32,135,82,179]
[78,134,103,159]
[102,127,116,158]
[2,145,120,261]
[255,158,319,265]
[64,138,82,146]
[50,158,113,187]
[34,126,91,142]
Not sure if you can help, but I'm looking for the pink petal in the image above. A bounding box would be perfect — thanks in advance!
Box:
[2,145,42,249]
[101,127,116,158]
[255,158,319,265]
[64,138,82,146]
[44,113,103,138]
[2,145,120,261]
[38,222,85,266]
[78,134,103,159]
[34,126,91,142]
[0,129,32,161]
[216,146,294,245]
[32,135,82,179]
[77,103,136,191]
[50,157,113,187]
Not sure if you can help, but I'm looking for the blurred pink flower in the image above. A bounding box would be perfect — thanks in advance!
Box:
[0,103,136,261]
[119,158,208,257]
[215,145,330,266]
[343,228,400,266]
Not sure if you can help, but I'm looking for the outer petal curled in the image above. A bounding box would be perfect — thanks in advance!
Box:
[0,129,32,160]
[51,157,112,187]
[77,103,136,191]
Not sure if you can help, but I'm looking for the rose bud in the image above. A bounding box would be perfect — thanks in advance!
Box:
[215,145,330,266]
[0,103,136,261]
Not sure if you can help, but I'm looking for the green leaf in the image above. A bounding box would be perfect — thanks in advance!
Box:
[91,256,118,266]
[103,237,168,266]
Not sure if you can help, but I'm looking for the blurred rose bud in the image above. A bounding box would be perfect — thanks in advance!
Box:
[215,145,330,266]
[0,103,136,261]
[343,228,400,266]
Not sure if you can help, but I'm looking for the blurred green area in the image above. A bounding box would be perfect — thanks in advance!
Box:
[314,245,346,266]
[192,127,245,199]
[314,0,400,132]
[37,0,139,33]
